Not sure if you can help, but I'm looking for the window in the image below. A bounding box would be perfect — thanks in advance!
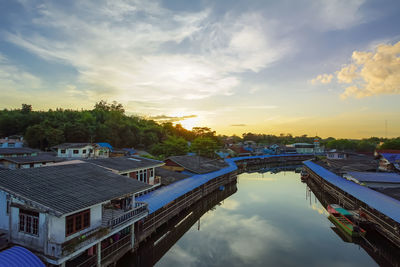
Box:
[60,149,66,154]
[8,143,15,148]
[19,209,39,236]
[82,149,86,154]
[73,150,79,154]
[65,209,90,236]
[143,169,147,183]
[150,168,154,177]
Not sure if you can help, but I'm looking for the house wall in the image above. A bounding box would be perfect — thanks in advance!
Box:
[48,204,103,244]
[0,191,9,230]
[57,145,94,158]
[10,207,47,253]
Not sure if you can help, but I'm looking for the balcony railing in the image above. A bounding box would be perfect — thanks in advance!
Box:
[101,234,131,262]
[103,202,148,229]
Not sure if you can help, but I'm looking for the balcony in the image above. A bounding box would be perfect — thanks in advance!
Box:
[102,202,148,229]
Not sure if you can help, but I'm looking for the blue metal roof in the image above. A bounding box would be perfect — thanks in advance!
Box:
[96,142,113,152]
[138,154,312,213]
[346,171,400,183]
[381,153,400,163]
[304,161,400,224]
[0,246,45,267]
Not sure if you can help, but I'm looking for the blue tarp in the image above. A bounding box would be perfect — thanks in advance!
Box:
[346,171,400,183]
[304,161,400,224]
[0,246,45,267]
[138,154,312,214]
[96,142,114,152]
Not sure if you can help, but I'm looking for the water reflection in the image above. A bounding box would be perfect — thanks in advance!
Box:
[120,165,400,267]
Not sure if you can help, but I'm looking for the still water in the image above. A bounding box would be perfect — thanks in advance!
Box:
[156,170,377,267]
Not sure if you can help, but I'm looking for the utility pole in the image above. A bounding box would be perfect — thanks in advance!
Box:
[385,120,388,139]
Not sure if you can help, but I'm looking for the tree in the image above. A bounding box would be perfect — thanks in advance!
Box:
[151,136,188,158]
[380,138,400,150]
[191,137,219,158]
[21,104,32,113]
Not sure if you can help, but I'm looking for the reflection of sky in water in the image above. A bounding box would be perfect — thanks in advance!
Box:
[156,172,377,267]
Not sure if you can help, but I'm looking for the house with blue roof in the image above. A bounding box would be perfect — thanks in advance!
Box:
[376,149,400,172]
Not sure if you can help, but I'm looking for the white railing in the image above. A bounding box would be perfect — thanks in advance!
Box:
[107,202,148,229]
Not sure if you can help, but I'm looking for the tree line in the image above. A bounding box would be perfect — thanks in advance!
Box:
[0,102,221,159]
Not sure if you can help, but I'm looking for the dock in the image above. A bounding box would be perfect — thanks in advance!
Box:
[303,160,400,248]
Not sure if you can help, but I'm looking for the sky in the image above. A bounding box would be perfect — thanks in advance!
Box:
[0,0,400,138]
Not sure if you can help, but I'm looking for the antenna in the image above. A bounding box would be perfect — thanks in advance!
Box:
[385,120,388,139]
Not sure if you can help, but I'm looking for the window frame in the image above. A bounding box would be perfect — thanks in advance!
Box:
[19,209,39,236]
[65,209,91,236]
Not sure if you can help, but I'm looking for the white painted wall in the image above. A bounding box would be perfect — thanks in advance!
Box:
[10,207,46,253]
[57,145,94,158]
[0,191,9,230]
[48,204,103,244]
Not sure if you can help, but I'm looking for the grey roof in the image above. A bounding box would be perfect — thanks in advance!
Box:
[166,155,228,174]
[52,143,94,149]
[0,155,64,164]
[346,171,400,183]
[0,163,151,216]
[0,148,40,155]
[85,156,164,172]
[155,167,190,186]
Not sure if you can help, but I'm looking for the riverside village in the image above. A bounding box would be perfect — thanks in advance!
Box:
[0,133,399,266]
[1,1,400,266]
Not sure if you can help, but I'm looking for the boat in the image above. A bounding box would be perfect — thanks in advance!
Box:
[300,170,309,181]
[327,204,366,237]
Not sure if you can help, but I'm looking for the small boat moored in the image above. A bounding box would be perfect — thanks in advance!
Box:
[327,204,366,237]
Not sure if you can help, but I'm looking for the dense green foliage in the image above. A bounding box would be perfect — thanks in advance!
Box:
[380,138,400,150]
[0,102,223,158]
[191,137,219,158]
[1,103,399,157]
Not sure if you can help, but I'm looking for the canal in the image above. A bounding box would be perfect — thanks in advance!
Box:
[120,167,398,266]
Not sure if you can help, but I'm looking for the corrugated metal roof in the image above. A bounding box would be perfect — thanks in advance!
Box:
[0,246,45,267]
[381,153,400,163]
[304,161,400,224]
[85,156,163,172]
[346,171,400,183]
[138,154,310,213]
[0,163,151,216]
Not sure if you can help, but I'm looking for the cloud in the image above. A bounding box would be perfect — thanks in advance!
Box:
[311,0,366,31]
[5,0,290,106]
[231,124,246,127]
[149,114,197,123]
[338,41,400,99]
[0,53,42,93]
[311,73,333,84]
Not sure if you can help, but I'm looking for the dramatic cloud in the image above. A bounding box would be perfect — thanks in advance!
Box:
[5,0,290,105]
[311,73,333,84]
[338,41,400,99]
[231,124,247,127]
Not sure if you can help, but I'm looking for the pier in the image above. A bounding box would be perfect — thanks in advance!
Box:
[303,160,400,248]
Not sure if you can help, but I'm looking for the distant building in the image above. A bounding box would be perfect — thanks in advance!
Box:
[0,163,150,266]
[0,136,24,148]
[163,155,228,174]
[53,143,109,158]
[0,148,39,158]
[327,151,348,160]
[0,155,64,169]
[84,156,164,186]
[375,149,400,172]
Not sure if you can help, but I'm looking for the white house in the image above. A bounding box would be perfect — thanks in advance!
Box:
[85,156,164,186]
[0,163,150,266]
[53,143,109,158]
